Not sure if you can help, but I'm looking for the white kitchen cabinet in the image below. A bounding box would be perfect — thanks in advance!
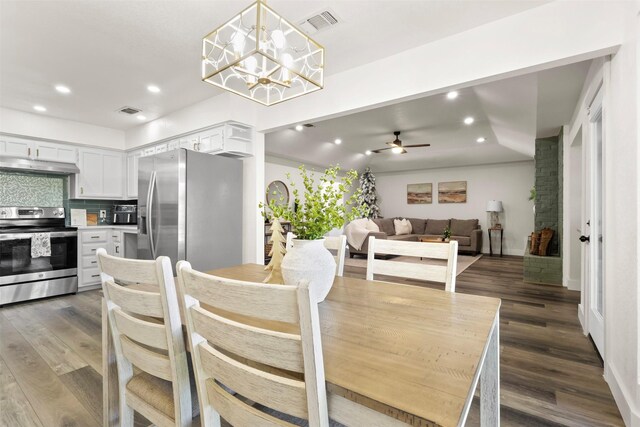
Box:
[180,135,200,151]
[75,148,125,199]
[197,126,224,153]
[34,141,77,163]
[0,137,34,158]
[77,227,131,290]
[167,139,180,151]
[126,150,141,199]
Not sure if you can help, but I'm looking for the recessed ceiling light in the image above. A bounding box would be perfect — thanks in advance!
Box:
[446,91,458,100]
[334,138,342,145]
[55,85,71,94]
[391,146,403,154]
[147,85,161,93]
[464,116,474,125]
[365,150,372,155]
[295,124,304,131]
[476,137,486,143]
[137,115,147,120]
[33,105,47,112]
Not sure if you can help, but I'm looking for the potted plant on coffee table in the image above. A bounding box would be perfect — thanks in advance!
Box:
[443,226,452,243]
[260,165,366,302]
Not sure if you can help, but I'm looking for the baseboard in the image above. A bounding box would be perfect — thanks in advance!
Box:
[605,363,640,426]
[565,278,581,291]
[577,304,587,334]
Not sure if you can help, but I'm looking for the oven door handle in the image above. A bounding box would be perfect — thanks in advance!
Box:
[0,231,78,240]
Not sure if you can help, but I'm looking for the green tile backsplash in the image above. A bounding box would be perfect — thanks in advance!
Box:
[0,171,65,207]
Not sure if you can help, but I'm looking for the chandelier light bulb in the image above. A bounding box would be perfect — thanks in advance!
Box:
[271,29,285,49]
[232,31,246,55]
[392,146,403,154]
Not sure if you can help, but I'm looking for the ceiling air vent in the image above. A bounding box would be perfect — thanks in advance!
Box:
[298,10,340,35]
[118,106,142,115]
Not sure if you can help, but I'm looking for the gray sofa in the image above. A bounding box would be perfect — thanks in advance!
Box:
[348,218,482,257]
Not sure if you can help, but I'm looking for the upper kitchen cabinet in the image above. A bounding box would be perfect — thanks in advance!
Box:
[126,150,141,199]
[0,137,77,163]
[74,148,124,199]
[33,141,77,163]
[0,137,33,158]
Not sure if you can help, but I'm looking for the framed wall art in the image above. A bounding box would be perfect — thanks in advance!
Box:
[438,181,467,203]
[407,183,432,204]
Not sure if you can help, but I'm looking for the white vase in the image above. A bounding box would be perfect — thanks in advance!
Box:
[281,238,336,303]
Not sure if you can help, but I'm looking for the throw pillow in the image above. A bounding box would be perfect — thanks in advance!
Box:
[365,219,380,232]
[394,218,413,235]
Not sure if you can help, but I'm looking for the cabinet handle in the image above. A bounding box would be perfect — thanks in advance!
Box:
[91,236,100,239]
[91,260,97,264]
[115,246,119,254]
[28,148,31,156]
[36,149,39,157]
[91,274,100,278]
[81,186,84,195]
[91,248,96,252]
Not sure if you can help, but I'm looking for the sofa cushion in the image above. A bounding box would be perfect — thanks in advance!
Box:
[407,218,426,235]
[451,236,471,246]
[450,219,479,237]
[394,218,412,235]
[425,219,449,235]
[373,218,396,236]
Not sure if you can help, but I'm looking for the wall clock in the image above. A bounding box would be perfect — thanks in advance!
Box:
[266,180,289,207]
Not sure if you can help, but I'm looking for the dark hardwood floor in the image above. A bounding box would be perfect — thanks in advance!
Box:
[0,256,624,426]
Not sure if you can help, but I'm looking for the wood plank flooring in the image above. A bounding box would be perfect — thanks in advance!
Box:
[0,256,624,426]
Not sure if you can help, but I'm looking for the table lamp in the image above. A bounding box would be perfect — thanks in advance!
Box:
[486,200,503,228]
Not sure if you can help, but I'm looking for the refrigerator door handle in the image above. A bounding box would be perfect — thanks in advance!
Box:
[147,170,157,259]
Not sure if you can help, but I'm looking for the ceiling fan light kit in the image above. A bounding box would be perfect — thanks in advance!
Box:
[202,0,325,106]
[370,131,430,154]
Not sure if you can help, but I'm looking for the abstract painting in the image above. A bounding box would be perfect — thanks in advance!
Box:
[438,181,467,203]
[407,183,432,204]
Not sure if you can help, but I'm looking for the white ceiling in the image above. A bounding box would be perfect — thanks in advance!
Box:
[264,60,591,172]
[0,0,549,130]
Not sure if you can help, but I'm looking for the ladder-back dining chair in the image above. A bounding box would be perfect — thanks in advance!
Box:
[97,249,195,427]
[286,232,347,277]
[366,237,458,292]
[177,261,329,427]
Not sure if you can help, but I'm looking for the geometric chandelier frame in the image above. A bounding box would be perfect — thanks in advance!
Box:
[202,0,325,106]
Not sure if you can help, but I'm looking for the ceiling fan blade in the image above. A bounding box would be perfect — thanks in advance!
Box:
[405,144,431,148]
[385,141,400,147]
[371,147,393,153]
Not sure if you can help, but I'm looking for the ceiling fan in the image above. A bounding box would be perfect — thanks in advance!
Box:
[370,131,431,154]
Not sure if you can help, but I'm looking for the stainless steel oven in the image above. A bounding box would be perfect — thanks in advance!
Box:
[0,207,77,305]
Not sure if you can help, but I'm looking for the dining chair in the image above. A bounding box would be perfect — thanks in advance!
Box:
[286,232,347,277]
[366,237,458,292]
[97,249,195,427]
[176,261,329,427]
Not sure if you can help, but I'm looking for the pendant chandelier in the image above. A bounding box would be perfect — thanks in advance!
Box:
[202,0,325,106]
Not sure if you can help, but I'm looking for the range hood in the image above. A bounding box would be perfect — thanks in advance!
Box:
[0,156,80,175]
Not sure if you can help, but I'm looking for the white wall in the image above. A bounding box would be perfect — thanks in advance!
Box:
[565,4,640,424]
[374,161,534,256]
[0,107,125,149]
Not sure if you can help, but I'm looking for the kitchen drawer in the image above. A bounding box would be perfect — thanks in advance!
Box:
[82,230,108,243]
[82,243,105,256]
[110,231,121,243]
[82,256,99,269]
[81,267,101,285]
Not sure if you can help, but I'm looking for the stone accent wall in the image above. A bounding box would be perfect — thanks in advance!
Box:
[524,252,563,285]
[534,136,561,255]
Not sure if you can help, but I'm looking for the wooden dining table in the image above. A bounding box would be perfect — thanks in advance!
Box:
[103,263,501,427]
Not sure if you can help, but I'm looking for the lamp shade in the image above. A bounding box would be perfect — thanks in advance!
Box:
[486,200,503,212]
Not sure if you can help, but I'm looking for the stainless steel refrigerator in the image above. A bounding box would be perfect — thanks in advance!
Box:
[137,149,243,272]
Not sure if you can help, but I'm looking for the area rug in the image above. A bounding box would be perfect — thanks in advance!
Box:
[344,253,482,276]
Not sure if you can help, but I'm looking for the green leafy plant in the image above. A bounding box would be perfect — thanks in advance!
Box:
[529,186,536,201]
[259,165,368,240]
[443,226,452,240]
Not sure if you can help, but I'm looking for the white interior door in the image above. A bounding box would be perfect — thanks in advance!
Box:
[586,89,605,356]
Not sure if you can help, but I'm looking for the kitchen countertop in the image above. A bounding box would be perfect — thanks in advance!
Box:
[74,225,138,232]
